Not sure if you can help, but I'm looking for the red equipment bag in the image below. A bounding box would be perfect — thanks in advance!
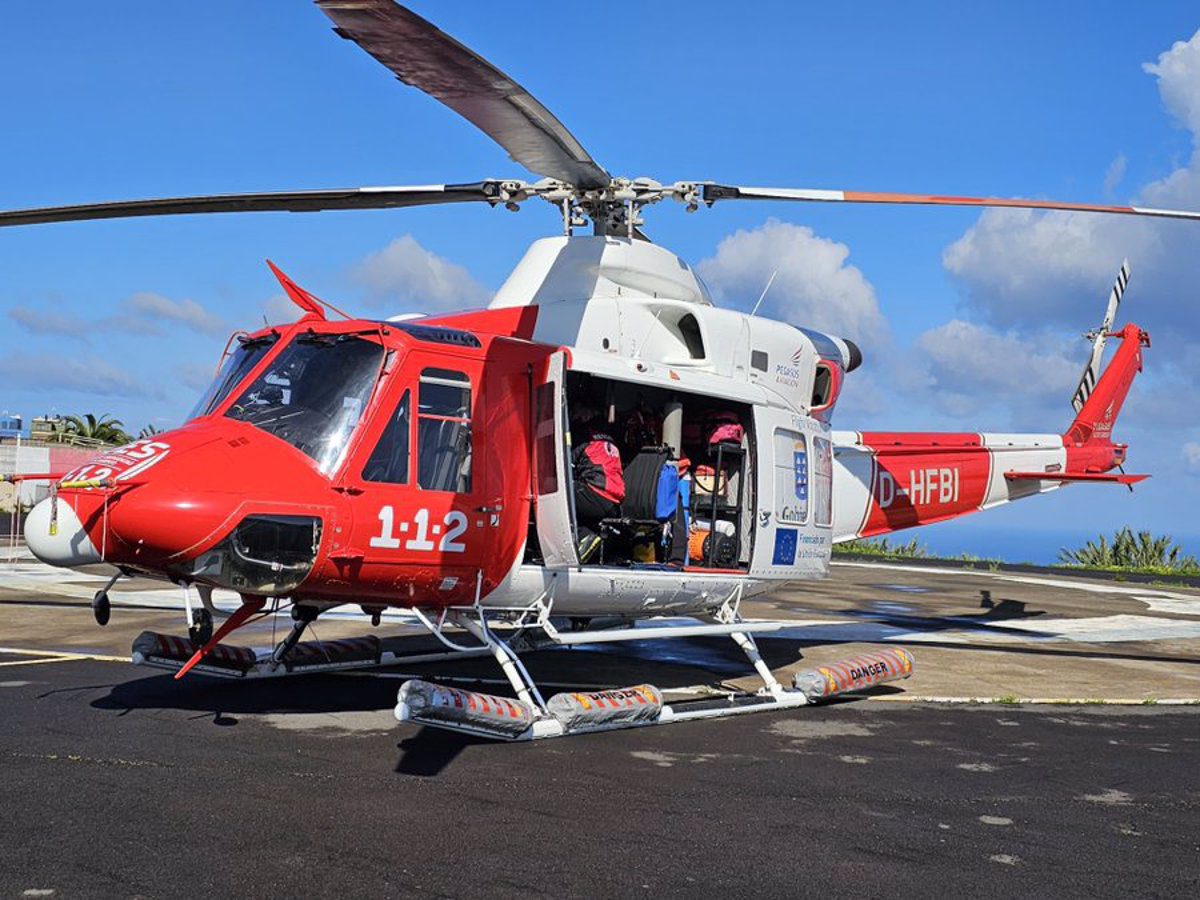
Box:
[704,411,744,446]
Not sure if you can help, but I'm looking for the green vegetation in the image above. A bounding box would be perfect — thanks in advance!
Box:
[834,526,1200,581]
[45,414,132,448]
[833,536,929,559]
[1057,527,1200,577]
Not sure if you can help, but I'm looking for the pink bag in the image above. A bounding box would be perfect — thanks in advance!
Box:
[707,423,744,445]
[705,411,744,445]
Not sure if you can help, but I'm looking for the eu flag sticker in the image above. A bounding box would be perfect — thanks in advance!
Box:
[773,528,798,566]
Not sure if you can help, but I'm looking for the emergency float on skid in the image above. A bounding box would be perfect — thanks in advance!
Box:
[2,1,1192,740]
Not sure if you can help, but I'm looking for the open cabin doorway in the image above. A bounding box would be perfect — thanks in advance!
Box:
[525,368,757,572]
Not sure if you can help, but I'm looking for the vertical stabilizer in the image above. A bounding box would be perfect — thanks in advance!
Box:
[1066,322,1148,445]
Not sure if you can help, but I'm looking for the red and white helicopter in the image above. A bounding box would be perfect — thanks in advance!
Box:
[4,1,1195,739]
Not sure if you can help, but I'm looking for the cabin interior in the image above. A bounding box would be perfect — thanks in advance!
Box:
[525,371,756,571]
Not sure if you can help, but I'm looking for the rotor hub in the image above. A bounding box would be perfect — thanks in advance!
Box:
[485,177,703,237]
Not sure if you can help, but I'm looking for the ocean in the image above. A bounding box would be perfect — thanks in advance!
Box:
[898,521,1200,566]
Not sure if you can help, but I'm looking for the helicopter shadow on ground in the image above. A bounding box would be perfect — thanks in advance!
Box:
[87,632,800,719]
[90,600,1031,729]
[88,636,806,777]
[768,588,1200,666]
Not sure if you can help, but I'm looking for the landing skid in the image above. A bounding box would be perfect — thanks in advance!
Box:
[398,681,813,742]
[394,583,824,740]
[131,631,494,679]
[130,581,914,739]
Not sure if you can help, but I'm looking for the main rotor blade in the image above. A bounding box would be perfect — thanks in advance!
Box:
[317,0,610,190]
[0,183,498,228]
[702,184,1200,222]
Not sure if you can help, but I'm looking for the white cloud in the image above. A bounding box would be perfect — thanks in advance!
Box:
[7,306,89,339]
[353,235,492,313]
[0,352,156,399]
[178,361,216,392]
[1103,154,1127,195]
[1183,441,1200,474]
[696,219,889,348]
[940,29,1200,362]
[263,293,299,325]
[1143,30,1200,135]
[120,292,226,336]
[912,320,1081,420]
[5,292,226,341]
[941,208,1157,328]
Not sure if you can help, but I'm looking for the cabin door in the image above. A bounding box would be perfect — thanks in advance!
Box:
[533,350,580,568]
[749,406,832,579]
[343,349,494,604]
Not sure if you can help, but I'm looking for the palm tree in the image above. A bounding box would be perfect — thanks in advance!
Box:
[57,414,133,447]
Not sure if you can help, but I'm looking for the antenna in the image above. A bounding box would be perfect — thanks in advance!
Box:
[750,270,778,317]
[633,307,666,360]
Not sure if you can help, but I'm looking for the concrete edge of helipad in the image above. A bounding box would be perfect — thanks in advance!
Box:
[867,695,1200,706]
[5,644,1198,708]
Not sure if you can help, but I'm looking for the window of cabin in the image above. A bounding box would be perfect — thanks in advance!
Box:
[751,350,769,372]
[362,390,410,484]
[417,368,472,492]
[813,436,833,527]
[677,313,706,359]
[773,428,809,525]
[534,382,558,495]
[811,362,833,409]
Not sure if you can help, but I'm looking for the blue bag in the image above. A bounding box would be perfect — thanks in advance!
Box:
[656,462,680,521]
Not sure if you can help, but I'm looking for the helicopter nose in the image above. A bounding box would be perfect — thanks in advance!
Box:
[24,496,103,567]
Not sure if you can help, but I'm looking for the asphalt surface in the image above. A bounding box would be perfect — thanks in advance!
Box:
[3,554,1200,896]
[0,658,1197,898]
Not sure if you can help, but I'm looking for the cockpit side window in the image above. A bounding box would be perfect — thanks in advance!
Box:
[362,390,410,484]
[417,368,472,493]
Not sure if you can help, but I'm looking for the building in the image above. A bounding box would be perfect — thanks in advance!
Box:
[0,412,25,441]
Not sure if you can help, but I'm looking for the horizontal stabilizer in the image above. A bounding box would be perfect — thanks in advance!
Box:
[1004,471,1148,485]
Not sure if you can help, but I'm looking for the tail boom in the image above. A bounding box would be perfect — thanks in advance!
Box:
[832,324,1149,542]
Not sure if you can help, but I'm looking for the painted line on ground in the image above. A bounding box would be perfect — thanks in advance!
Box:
[0,646,129,664]
[0,657,78,668]
[867,695,1200,705]
[833,560,1200,611]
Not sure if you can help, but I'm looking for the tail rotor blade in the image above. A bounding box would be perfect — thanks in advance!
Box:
[1072,260,1132,413]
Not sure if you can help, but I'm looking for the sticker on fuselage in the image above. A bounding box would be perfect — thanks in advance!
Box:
[772,527,798,566]
[793,443,808,502]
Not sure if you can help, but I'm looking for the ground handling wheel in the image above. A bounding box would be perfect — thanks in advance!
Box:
[91,590,111,627]
[188,607,214,646]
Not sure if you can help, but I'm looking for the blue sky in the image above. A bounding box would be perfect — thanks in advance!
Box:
[2,1,1199,561]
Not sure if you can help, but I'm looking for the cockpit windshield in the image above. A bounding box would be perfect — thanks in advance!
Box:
[225,332,384,475]
[188,333,280,421]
